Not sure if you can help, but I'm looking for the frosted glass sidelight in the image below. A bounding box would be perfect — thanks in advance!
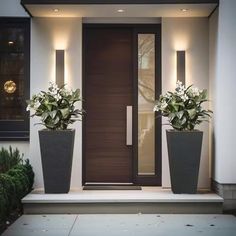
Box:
[138,34,155,176]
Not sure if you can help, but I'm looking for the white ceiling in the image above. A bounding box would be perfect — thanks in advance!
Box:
[26,3,217,17]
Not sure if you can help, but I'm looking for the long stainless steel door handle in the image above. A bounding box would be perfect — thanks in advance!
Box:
[126,106,132,146]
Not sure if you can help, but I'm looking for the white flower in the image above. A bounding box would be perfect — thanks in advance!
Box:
[62,88,73,96]
[26,104,31,111]
[189,87,200,97]
[161,101,168,109]
[55,94,62,100]
[49,82,59,94]
[176,89,184,96]
[34,101,41,109]
[175,80,185,96]
[164,92,172,99]
[176,80,183,88]
[181,94,188,102]
[38,92,44,99]
[153,105,159,112]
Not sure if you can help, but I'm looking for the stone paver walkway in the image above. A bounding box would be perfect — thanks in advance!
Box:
[2,214,236,236]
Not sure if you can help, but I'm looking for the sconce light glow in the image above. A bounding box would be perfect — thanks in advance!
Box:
[117,9,125,13]
[53,8,59,13]
[173,35,189,51]
[8,41,14,45]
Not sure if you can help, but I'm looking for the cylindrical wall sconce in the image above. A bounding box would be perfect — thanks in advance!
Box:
[56,50,65,87]
[176,51,186,85]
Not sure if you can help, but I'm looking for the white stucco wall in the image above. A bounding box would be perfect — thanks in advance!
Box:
[1,1,211,189]
[30,17,210,190]
[30,18,83,189]
[209,8,218,183]
[209,0,236,184]
[0,0,30,157]
[162,17,210,188]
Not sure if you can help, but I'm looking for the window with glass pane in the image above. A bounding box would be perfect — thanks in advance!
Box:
[138,34,155,175]
[0,18,30,140]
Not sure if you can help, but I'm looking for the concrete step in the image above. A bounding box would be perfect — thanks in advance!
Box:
[22,188,223,214]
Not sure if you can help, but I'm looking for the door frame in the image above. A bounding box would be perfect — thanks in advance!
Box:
[82,24,162,186]
[133,25,162,186]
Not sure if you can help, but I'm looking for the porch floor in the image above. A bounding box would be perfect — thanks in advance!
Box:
[22,187,223,214]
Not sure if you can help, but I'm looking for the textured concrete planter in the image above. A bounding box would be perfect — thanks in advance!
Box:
[39,129,75,193]
[166,130,203,194]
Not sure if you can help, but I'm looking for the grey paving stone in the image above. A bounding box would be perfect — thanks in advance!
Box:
[2,228,70,236]
[8,214,77,230]
[70,214,236,236]
[2,214,236,236]
[2,215,77,236]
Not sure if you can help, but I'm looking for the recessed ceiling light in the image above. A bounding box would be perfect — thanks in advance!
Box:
[181,8,189,12]
[53,8,59,13]
[117,9,125,13]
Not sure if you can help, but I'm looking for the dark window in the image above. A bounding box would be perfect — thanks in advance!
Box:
[0,18,30,141]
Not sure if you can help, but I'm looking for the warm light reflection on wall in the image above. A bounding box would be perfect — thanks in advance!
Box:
[50,50,56,85]
[173,33,189,51]
[64,51,71,87]
[170,50,177,89]
[172,35,189,87]
[52,26,71,86]
[185,51,190,86]
[53,34,68,52]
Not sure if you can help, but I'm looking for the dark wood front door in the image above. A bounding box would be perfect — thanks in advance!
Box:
[83,26,133,183]
[83,24,162,186]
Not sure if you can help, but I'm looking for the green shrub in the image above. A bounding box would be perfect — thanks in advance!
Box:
[0,147,23,173]
[7,169,29,199]
[22,159,34,190]
[0,174,16,211]
[0,156,34,224]
[0,184,8,220]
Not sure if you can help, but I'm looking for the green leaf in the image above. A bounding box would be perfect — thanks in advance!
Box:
[180,116,187,126]
[168,113,176,122]
[49,110,57,119]
[41,112,49,122]
[185,84,193,93]
[53,116,60,125]
[176,111,184,119]
[198,89,207,101]
[60,108,69,119]
[45,103,52,111]
[187,109,196,119]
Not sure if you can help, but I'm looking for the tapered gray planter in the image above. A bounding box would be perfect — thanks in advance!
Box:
[166,130,203,194]
[39,129,75,194]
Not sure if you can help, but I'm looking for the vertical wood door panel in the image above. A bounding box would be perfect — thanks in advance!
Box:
[84,27,133,183]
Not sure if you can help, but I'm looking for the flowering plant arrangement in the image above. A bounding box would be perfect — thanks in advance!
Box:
[27,82,84,130]
[154,81,212,131]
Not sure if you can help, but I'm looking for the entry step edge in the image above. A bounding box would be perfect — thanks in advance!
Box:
[22,190,223,204]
